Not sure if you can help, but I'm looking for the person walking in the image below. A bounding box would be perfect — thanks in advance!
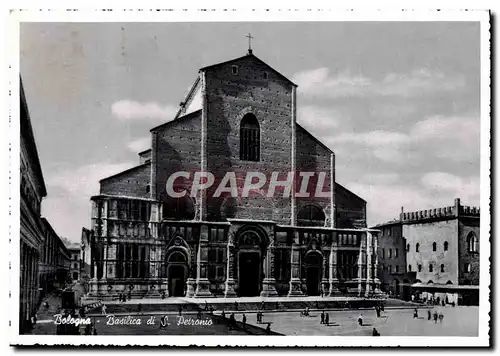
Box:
[320,311,325,324]
[376,306,381,318]
[266,323,271,335]
[242,313,247,329]
[438,311,444,324]
[433,310,438,324]
[325,312,330,326]
[101,304,107,315]
[427,309,432,321]
[413,308,418,319]
[357,314,363,326]
[229,313,236,330]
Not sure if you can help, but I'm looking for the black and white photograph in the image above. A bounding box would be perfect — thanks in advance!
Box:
[9,8,490,347]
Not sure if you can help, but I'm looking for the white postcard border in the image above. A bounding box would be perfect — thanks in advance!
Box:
[7,8,491,347]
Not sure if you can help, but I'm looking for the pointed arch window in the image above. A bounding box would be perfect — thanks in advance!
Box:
[297,204,326,227]
[416,243,420,253]
[467,232,479,253]
[432,242,437,252]
[444,241,449,251]
[240,113,260,161]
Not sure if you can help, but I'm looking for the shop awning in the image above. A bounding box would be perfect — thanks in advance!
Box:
[411,283,479,290]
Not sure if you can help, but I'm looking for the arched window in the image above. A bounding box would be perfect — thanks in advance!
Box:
[418,264,422,272]
[162,195,195,221]
[240,114,260,161]
[408,264,412,272]
[467,232,478,253]
[416,243,420,253]
[440,264,445,273]
[444,241,449,251]
[406,243,410,252]
[168,251,187,263]
[429,264,433,273]
[297,205,325,227]
[432,242,437,251]
[464,263,471,273]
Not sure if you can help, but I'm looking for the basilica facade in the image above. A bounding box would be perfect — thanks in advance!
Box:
[86,50,381,299]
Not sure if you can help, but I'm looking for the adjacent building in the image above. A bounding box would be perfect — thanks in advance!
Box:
[80,227,92,282]
[20,78,47,332]
[86,50,381,300]
[373,198,480,305]
[20,78,70,333]
[373,221,408,299]
[67,243,81,282]
[39,218,71,300]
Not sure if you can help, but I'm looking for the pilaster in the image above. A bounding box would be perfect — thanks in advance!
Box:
[290,86,297,226]
[260,237,278,297]
[224,231,237,297]
[328,233,341,296]
[194,224,212,297]
[288,238,304,296]
[365,231,372,297]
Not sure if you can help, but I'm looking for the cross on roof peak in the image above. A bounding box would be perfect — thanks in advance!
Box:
[246,33,254,55]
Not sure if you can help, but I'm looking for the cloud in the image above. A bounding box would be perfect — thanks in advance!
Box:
[359,173,400,185]
[111,100,178,121]
[332,130,410,147]
[329,114,479,164]
[47,162,135,198]
[348,182,434,225]
[128,136,151,153]
[293,67,465,99]
[421,172,480,204]
[410,115,480,161]
[297,105,341,138]
[346,172,479,226]
[330,130,412,163]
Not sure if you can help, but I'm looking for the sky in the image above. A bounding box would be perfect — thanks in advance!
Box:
[20,22,481,242]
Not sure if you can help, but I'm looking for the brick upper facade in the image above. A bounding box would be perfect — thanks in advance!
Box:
[98,53,364,228]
